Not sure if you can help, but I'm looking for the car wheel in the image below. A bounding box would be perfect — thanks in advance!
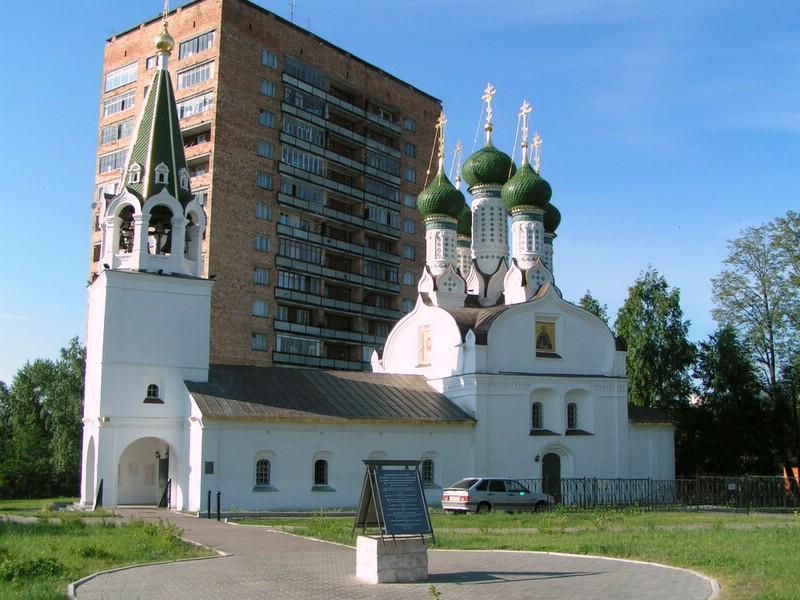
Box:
[476,502,491,514]
[534,501,547,512]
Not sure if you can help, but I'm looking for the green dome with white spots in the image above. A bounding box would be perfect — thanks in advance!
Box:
[462,143,516,188]
[544,202,561,234]
[501,161,552,210]
[416,172,465,219]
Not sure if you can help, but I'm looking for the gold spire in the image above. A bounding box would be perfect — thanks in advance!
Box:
[155,0,175,54]
[532,132,543,172]
[435,111,447,175]
[481,82,496,144]
[518,100,532,166]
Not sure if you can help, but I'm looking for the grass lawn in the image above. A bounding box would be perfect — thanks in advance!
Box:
[236,508,800,600]
[0,498,115,520]
[0,516,213,599]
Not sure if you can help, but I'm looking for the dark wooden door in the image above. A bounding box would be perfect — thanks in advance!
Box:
[542,453,561,504]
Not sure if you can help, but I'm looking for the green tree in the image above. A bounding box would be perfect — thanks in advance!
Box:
[693,325,774,474]
[578,290,609,326]
[614,267,694,413]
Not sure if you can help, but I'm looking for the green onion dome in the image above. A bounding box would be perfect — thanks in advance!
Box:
[462,143,517,188]
[544,202,561,234]
[501,161,552,211]
[457,202,472,236]
[416,172,465,219]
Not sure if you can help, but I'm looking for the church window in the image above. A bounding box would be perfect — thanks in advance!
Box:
[255,458,271,486]
[179,168,189,190]
[567,402,578,430]
[154,163,169,185]
[421,459,434,485]
[128,163,142,184]
[148,205,174,255]
[145,384,160,401]
[118,206,135,253]
[313,459,328,486]
[531,402,543,430]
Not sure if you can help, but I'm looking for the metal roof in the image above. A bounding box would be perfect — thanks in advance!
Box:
[186,365,475,424]
[628,405,676,425]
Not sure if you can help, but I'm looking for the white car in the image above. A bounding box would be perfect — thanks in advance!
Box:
[441,477,554,513]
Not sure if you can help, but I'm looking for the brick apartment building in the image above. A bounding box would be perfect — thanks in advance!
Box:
[91,0,439,370]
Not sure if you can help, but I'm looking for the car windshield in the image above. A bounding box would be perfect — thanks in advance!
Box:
[448,478,479,490]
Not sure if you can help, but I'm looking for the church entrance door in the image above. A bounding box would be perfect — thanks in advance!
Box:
[117,437,171,505]
[542,453,561,504]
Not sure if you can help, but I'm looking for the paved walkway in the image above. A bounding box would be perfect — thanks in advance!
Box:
[72,508,718,600]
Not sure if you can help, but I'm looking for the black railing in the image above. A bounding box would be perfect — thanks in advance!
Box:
[517,476,800,511]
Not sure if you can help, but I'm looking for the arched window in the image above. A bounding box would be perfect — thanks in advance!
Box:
[255,458,271,486]
[421,459,434,485]
[314,459,328,486]
[154,162,170,185]
[531,402,543,430]
[567,402,578,430]
[128,163,142,184]
[118,205,135,253]
[146,384,159,399]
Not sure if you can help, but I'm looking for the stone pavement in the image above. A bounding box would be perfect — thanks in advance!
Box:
[71,508,718,599]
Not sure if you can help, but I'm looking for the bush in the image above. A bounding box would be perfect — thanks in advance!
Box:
[0,557,63,581]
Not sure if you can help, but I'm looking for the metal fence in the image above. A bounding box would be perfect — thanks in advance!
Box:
[517,476,800,511]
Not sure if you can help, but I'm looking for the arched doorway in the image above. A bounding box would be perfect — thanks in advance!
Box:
[118,437,171,505]
[542,452,561,504]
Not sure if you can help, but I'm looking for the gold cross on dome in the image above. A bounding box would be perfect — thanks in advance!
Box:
[519,100,532,145]
[482,82,496,126]
[454,139,463,184]
[435,111,447,171]
[532,132,543,171]
[162,0,170,21]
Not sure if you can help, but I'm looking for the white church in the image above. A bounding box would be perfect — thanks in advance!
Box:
[79,21,674,512]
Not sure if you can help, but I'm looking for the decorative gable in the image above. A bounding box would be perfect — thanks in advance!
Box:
[154,162,170,185]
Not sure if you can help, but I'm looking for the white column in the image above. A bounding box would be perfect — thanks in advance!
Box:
[424,218,457,276]
[510,209,545,270]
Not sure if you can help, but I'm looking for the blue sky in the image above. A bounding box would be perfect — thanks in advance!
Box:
[0,0,797,383]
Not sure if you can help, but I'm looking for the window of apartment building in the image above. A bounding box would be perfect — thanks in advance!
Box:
[100,118,133,145]
[403,194,416,208]
[177,92,213,119]
[280,146,325,176]
[179,30,215,60]
[403,116,417,132]
[402,272,415,286]
[185,131,210,147]
[277,270,321,294]
[402,298,415,313]
[252,299,268,317]
[189,161,209,178]
[98,149,127,173]
[255,202,272,220]
[365,150,400,176]
[362,260,398,283]
[97,182,118,202]
[284,86,325,117]
[364,178,399,203]
[404,167,417,183]
[256,140,274,159]
[365,128,397,150]
[194,188,209,206]
[104,62,137,92]
[103,90,135,117]
[402,244,415,260]
[277,334,320,356]
[279,212,315,232]
[177,61,214,89]
[92,244,101,262]
[256,171,273,189]
[403,219,416,234]
[278,238,323,265]
[405,142,416,157]
[255,233,270,252]
[364,204,399,228]
[259,109,276,128]
[146,55,158,70]
[284,56,327,90]
[283,115,325,146]
[251,332,269,352]
[253,267,270,285]
[261,49,278,69]
[276,305,311,325]
[280,177,326,207]
[260,79,276,97]
[371,104,394,123]
[366,320,390,337]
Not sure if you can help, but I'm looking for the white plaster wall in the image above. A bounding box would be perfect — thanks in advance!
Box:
[487,291,616,375]
[628,426,676,480]
[380,302,464,379]
[195,420,475,510]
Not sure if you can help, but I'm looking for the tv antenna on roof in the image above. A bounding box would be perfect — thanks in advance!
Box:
[289,0,296,22]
